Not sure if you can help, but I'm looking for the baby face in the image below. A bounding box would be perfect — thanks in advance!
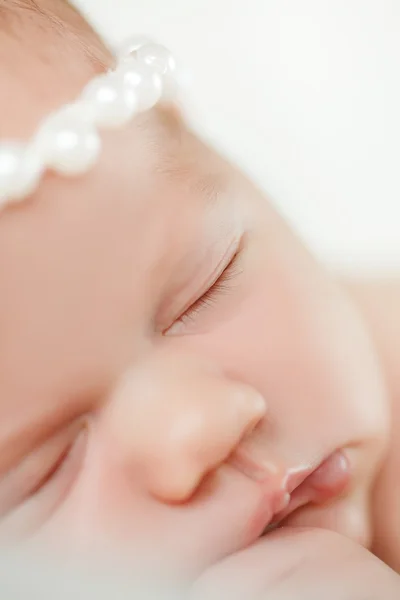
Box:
[0,103,389,575]
[0,23,389,578]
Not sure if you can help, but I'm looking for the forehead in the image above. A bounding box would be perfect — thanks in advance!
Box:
[0,2,109,138]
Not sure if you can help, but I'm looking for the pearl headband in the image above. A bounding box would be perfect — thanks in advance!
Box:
[0,37,179,209]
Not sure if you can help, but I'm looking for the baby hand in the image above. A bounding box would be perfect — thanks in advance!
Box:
[191,527,400,600]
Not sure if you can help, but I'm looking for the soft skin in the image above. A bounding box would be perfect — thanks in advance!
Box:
[0,0,398,584]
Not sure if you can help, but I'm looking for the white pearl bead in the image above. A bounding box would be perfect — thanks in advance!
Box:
[136,43,177,77]
[34,110,101,176]
[81,73,138,128]
[117,35,152,62]
[119,60,163,111]
[0,143,42,205]
[136,44,178,99]
[58,102,97,124]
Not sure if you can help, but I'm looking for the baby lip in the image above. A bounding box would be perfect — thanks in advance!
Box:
[230,444,351,541]
[284,465,314,494]
[268,450,352,526]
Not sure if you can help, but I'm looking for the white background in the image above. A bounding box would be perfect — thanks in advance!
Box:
[73,0,400,273]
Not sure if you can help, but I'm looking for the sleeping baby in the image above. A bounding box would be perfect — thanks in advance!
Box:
[0,0,399,596]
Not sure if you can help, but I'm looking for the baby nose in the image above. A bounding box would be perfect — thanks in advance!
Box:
[107,353,267,503]
[147,378,266,503]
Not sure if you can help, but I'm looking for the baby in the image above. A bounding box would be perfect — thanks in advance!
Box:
[0,0,399,594]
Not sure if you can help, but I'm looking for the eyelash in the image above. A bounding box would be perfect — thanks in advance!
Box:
[175,250,243,326]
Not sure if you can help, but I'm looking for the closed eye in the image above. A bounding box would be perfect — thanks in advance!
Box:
[166,247,243,333]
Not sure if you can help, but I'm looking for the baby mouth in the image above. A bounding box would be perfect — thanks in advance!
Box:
[266,450,352,532]
[229,448,351,539]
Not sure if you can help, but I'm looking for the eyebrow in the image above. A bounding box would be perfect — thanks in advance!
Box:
[192,171,228,209]
[145,103,229,209]
[158,156,228,213]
